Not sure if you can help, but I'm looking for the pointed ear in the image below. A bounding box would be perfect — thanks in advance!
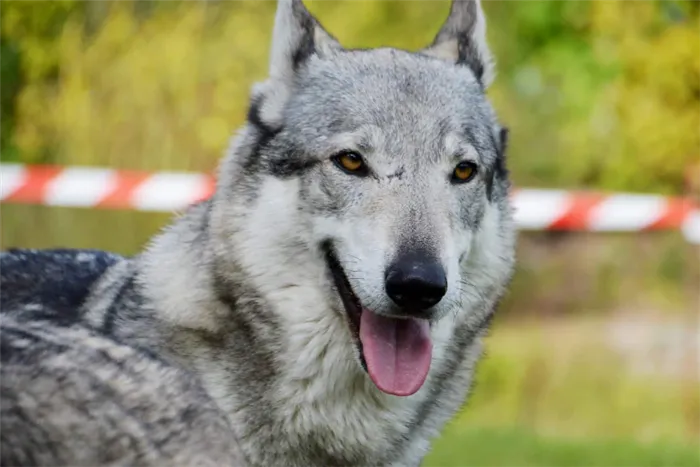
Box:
[268,0,342,82]
[422,0,495,87]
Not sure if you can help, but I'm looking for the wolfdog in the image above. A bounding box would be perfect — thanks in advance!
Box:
[0,0,516,465]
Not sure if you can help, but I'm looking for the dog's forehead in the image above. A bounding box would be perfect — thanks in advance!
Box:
[285,49,497,161]
[293,48,489,127]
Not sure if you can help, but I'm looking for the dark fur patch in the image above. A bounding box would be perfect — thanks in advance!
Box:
[484,126,509,201]
[268,152,319,178]
[245,95,320,181]
[212,275,280,383]
[101,271,137,335]
[484,167,494,202]
[456,37,485,85]
[288,0,343,71]
[0,249,122,323]
[211,270,284,448]
[291,12,317,71]
[386,168,405,180]
[430,0,487,86]
[243,94,283,177]
[495,126,509,181]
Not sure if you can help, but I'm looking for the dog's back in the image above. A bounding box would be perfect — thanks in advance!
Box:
[0,309,244,466]
[0,249,122,321]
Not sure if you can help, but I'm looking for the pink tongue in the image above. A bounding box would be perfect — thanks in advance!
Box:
[359,309,432,396]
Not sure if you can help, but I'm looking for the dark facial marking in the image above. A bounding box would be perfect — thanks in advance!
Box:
[484,126,509,201]
[268,150,320,179]
[247,95,281,143]
[495,127,509,181]
[246,94,321,179]
[386,168,405,180]
[243,94,283,176]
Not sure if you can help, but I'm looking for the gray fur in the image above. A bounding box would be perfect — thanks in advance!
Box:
[0,1,516,466]
[0,309,244,466]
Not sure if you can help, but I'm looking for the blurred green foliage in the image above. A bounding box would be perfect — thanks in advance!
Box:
[425,426,700,467]
[462,316,698,442]
[0,37,20,160]
[1,0,698,193]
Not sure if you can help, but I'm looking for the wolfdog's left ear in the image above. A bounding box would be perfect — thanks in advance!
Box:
[269,0,342,82]
[422,0,495,88]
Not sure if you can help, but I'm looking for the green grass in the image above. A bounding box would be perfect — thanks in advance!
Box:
[425,426,700,467]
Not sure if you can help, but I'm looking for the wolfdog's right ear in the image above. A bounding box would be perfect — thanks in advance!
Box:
[252,0,342,127]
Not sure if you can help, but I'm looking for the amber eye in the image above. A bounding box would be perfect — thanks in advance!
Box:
[452,161,477,183]
[332,151,368,176]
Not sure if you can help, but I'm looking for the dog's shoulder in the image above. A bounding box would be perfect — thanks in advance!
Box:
[0,248,124,323]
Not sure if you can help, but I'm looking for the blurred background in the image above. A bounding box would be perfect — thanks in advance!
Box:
[1,1,699,465]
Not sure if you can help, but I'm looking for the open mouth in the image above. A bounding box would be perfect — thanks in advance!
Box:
[322,241,432,397]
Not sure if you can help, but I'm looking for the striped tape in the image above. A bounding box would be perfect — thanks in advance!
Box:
[2,163,698,244]
[1,164,214,212]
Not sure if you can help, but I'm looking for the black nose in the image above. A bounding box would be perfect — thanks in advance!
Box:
[385,255,447,310]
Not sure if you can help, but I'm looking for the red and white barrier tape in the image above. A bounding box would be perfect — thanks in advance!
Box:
[0,164,215,212]
[2,163,699,244]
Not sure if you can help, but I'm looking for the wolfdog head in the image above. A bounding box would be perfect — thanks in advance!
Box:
[213,0,515,398]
